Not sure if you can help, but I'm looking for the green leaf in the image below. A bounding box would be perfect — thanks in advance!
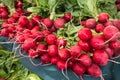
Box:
[26,74,42,80]
[38,0,48,6]
[27,7,41,13]
[48,0,56,6]
[0,0,15,9]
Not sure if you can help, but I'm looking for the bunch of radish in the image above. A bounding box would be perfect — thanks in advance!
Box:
[0,1,120,80]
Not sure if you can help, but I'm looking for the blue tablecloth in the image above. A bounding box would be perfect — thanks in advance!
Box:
[0,36,120,80]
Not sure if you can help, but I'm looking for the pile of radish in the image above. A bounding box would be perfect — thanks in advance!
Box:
[0,0,120,80]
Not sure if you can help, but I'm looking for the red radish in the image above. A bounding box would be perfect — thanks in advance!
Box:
[49,26,57,32]
[31,26,40,31]
[104,21,113,27]
[58,48,70,61]
[103,25,119,40]
[42,18,53,28]
[54,18,66,29]
[40,53,51,64]
[48,45,58,57]
[109,40,120,49]
[98,13,109,23]
[78,28,92,41]
[36,43,47,55]
[105,47,114,58]
[15,25,24,32]
[0,6,8,12]
[28,49,38,58]
[95,24,104,33]
[116,4,120,11]
[21,38,37,51]
[12,12,20,19]
[79,54,92,67]
[72,63,86,76]
[78,40,90,52]
[2,22,9,28]
[56,38,67,47]
[80,20,86,26]
[116,0,120,4]
[32,15,42,24]
[1,28,9,36]
[8,25,15,33]
[27,20,34,29]
[90,35,105,50]
[15,1,23,8]
[45,34,57,45]
[87,64,102,78]
[16,34,25,43]
[93,50,108,66]
[32,31,44,41]
[57,60,67,70]
[112,19,120,29]
[51,57,60,64]
[8,33,15,39]
[16,8,23,14]
[42,30,51,37]
[0,11,8,19]
[63,12,73,22]
[85,18,96,28]
[7,17,16,23]
[67,58,75,68]
[18,16,29,27]
[70,45,82,58]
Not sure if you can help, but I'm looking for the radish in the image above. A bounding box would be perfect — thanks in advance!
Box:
[12,12,20,19]
[56,38,67,47]
[21,38,37,51]
[57,60,67,70]
[80,20,86,26]
[72,63,86,80]
[27,20,34,30]
[28,49,38,58]
[1,28,9,36]
[54,18,66,29]
[85,18,96,28]
[98,13,109,23]
[7,17,16,23]
[31,31,44,42]
[93,50,108,66]
[104,21,113,27]
[42,18,53,28]
[0,11,8,19]
[8,25,15,33]
[70,45,82,58]
[112,19,120,29]
[16,8,23,14]
[31,26,40,31]
[103,25,119,40]
[95,24,104,33]
[42,30,51,37]
[105,47,114,58]
[116,0,120,4]
[79,54,92,67]
[78,40,90,52]
[18,16,29,27]
[2,22,9,28]
[36,43,47,55]
[45,34,57,45]
[40,53,51,64]
[32,15,42,25]
[109,40,120,49]
[87,64,104,79]
[63,12,73,22]
[8,33,15,39]
[15,1,23,8]
[58,48,70,61]
[16,34,25,43]
[49,26,57,32]
[48,45,58,57]
[90,35,105,50]
[116,4,120,11]
[51,57,60,64]
[78,28,92,41]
